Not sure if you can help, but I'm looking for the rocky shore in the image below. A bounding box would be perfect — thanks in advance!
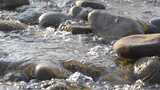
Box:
[0,0,160,90]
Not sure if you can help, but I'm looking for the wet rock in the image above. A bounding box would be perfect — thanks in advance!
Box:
[16,9,42,25]
[149,17,160,32]
[66,72,93,85]
[134,57,160,84]
[3,72,29,82]
[0,0,29,10]
[23,62,71,81]
[29,79,91,90]
[61,23,92,34]
[113,34,160,58]
[68,6,92,20]
[0,20,27,32]
[75,0,105,9]
[88,10,144,41]
[39,12,70,28]
[62,60,107,80]
[146,24,160,34]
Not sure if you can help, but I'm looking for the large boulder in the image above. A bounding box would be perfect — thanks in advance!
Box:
[113,34,160,58]
[88,10,144,41]
[0,0,29,10]
[39,12,70,28]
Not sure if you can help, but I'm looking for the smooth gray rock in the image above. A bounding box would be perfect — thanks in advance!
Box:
[16,9,42,25]
[88,10,144,41]
[76,0,105,9]
[68,6,92,20]
[39,12,70,28]
[0,0,29,10]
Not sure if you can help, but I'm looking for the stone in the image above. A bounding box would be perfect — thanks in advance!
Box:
[150,17,160,30]
[113,34,160,58]
[88,10,144,41]
[66,72,93,85]
[0,0,29,10]
[75,0,105,9]
[39,12,70,28]
[148,17,160,33]
[134,57,160,84]
[60,23,92,34]
[23,62,71,81]
[62,60,106,80]
[16,9,42,25]
[68,6,92,20]
[0,20,27,32]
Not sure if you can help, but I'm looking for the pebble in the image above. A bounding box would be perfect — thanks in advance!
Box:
[75,0,105,9]
[39,12,70,28]
[0,0,29,10]
[88,10,144,41]
[113,34,160,58]
[149,17,160,32]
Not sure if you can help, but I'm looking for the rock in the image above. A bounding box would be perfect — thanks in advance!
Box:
[0,20,27,32]
[150,17,160,30]
[16,9,42,25]
[68,6,92,20]
[134,57,160,84]
[148,17,160,33]
[113,34,160,58]
[39,12,70,28]
[0,0,29,10]
[75,0,105,9]
[62,60,106,80]
[30,79,91,90]
[3,72,29,82]
[60,23,92,34]
[88,10,144,41]
[23,62,71,81]
[66,72,93,85]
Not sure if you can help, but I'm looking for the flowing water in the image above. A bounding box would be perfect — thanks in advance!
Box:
[0,0,160,90]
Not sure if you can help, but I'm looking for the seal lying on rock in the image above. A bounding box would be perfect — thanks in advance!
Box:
[113,34,160,59]
[88,10,145,41]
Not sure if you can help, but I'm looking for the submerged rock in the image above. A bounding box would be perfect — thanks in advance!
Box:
[16,9,42,25]
[39,12,70,28]
[62,60,107,80]
[88,10,144,41]
[23,62,71,81]
[75,0,105,9]
[0,20,27,32]
[0,0,29,10]
[113,34,160,58]
[134,57,160,84]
